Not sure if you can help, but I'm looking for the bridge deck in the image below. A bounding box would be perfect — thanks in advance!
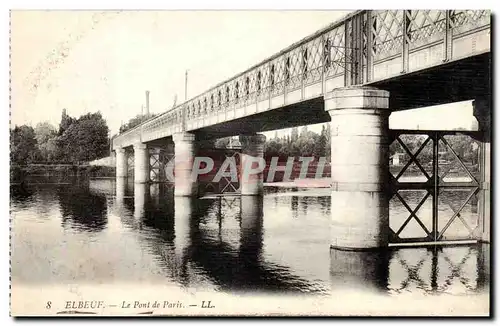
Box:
[113,10,490,149]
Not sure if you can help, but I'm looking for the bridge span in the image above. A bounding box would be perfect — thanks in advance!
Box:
[112,10,491,250]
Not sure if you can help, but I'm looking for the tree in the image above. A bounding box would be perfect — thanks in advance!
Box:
[290,127,299,143]
[58,112,109,163]
[58,108,76,136]
[214,137,231,149]
[35,122,58,162]
[35,122,57,144]
[442,134,479,165]
[299,126,308,139]
[10,125,39,165]
[264,126,327,159]
[265,138,282,159]
[324,124,331,160]
[38,138,59,162]
[389,134,433,166]
[314,125,327,158]
[278,136,290,157]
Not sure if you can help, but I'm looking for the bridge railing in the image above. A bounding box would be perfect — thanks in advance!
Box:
[113,10,490,149]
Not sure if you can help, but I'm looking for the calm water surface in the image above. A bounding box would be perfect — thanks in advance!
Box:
[11,177,490,297]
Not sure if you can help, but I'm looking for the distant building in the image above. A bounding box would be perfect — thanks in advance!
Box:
[390,153,404,166]
[227,136,241,149]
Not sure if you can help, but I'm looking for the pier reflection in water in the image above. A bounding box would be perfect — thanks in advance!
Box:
[10,178,489,297]
[330,245,489,295]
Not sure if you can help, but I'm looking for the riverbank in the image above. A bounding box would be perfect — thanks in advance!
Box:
[10,165,115,184]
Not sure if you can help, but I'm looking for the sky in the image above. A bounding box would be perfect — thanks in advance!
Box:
[11,10,351,135]
[10,10,478,137]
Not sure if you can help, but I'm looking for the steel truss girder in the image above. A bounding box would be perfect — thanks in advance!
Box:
[389,130,482,243]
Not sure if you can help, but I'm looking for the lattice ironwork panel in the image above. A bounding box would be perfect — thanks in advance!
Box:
[270,57,286,97]
[324,24,347,78]
[285,47,304,91]
[451,10,490,35]
[207,91,216,115]
[198,149,241,195]
[127,152,135,177]
[232,75,245,104]
[245,69,258,103]
[437,188,480,240]
[407,10,447,49]
[209,88,217,112]
[303,36,324,85]
[215,86,225,112]
[390,189,433,242]
[257,64,271,101]
[389,130,482,244]
[226,82,234,107]
[186,102,194,119]
[436,134,481,240]
[219,150,241,194]
[202,97,209,116]
[390,133,434,184]
[361,11,368,77]
[149,148,174,183]
[192,100,201,119]
[199,99,205,117]
[437,134,481,186]
[371,10,404,62]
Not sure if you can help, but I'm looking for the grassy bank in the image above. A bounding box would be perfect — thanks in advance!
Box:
[10,164,115,184]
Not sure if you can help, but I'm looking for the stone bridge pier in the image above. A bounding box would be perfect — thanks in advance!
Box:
[133,142,149,184]
[239,134,267,196]
[115,147,128,179]
[173,132,197,197]
[325,86,391,250]
[114,132,268,197]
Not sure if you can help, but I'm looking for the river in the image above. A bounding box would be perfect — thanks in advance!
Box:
[10,176,490,315]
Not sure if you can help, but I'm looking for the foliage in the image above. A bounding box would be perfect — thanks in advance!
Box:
[57,112,110,163]
[35,122,57,144]
[35,122,58,161]
[58,109,76,136]
[10,125,40,165]
[263,126,479,168]
[314,125,328,158]
[389,133,479,165]
[119,113,157,134]
[214,137,231,149]
[10,110,110,165]
[263,125,329,160]
[390,134,433,163]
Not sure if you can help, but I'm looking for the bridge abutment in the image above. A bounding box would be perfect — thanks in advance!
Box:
[173,132,197,197]
[133,142,149,184]
[115,147,128,178]
[473,96,491,243]
[325,86,391,250]
[239,134,267,196]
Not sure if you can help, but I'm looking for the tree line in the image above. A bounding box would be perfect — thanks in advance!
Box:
[264,125,331,160]
[10,109,110,165]
[119,113,158,134]
[390,131,480,166]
